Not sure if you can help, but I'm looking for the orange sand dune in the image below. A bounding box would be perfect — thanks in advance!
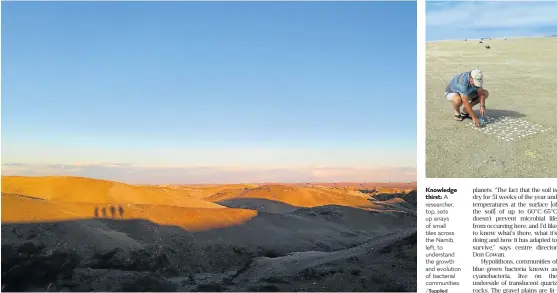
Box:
[206,184,378,209]
[374,187,415,194]
[272,182,417,189]
[154,184,257,199]
[1,176,223,209]
[1,176,412,228]
[1,193,257,232]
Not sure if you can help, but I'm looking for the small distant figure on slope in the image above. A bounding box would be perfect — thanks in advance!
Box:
[443,69,489,127]
[110,206,116,218]
[118,205,124,218]
[102,207,107,217]
[94,207,99,218]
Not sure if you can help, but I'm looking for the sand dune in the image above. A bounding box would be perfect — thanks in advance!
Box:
[263,182,417,189]
[2,176,224,209]
[205,184,378,209]
[154,184,258,200]
[2,175,417,292]
[2,193,257,232]
[156,182,416,200]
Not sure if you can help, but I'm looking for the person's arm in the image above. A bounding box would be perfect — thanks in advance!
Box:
[461,95,481,127]
[461,96,477,119]
[479,89,487,117]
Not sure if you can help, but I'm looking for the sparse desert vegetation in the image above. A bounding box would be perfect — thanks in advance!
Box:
[2,176,417,291]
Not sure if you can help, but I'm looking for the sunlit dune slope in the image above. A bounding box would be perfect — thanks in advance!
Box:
[206,184,379,208]
[1,193,256,231]
[155,184,257,199]
[374,187,414,194]
[158,183,415,199]
[286,182,417,189]
[1,176,223,209]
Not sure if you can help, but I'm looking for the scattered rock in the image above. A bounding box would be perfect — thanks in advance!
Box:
[248,284,280,291]
[195,282,222,292]
[2,246,80,291]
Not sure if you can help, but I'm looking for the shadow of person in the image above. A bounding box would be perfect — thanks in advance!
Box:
[110,206,116,218]
[118,205,124,218]
[94,207,99,218]
[101,207,107,218]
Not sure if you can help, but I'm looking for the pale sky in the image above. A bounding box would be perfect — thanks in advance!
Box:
[427,1,557,41]
[2,2,417,184]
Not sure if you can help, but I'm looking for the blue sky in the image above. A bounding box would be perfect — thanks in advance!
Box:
[2,2,416,184]
[427,1,557,41]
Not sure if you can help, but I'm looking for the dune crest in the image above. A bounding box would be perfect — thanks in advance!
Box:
[1,176,224,209]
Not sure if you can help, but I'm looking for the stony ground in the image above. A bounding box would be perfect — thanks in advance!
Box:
[426,37,557,178]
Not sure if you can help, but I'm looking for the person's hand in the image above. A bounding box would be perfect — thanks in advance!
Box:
[480,105,487,118]
[473,116,481,127]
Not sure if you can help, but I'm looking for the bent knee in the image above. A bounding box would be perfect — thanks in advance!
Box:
[449,93,463,104]
[481,89,489,99]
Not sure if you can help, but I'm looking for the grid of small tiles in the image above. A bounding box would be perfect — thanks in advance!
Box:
[467,116,551,142]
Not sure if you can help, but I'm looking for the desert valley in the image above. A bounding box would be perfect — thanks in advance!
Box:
[1,176,417,292]
[2,1,418,291]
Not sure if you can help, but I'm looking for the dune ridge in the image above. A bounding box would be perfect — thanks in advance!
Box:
[2,176,224,209]
[206,184,376,208]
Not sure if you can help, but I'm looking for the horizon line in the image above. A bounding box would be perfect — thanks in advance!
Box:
[426,35,555,43]
[1,174,417,186]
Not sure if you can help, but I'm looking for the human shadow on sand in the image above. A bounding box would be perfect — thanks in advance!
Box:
[94,205,124,219]
[2,197,417,292]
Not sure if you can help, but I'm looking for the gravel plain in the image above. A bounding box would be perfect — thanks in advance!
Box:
[426,37,557,178]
